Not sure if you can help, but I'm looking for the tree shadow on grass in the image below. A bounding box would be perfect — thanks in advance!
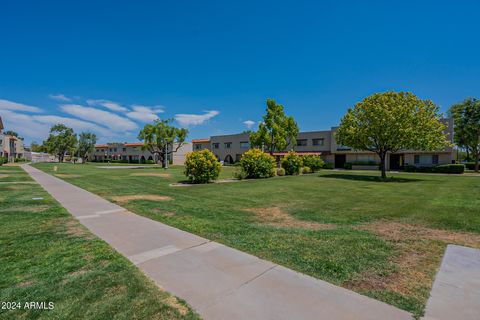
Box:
[320,173,424,183]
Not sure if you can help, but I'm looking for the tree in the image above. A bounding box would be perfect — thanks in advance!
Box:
[4,130,24,140]
[138,119,188,168]
[78,132,97,163]
[250,99,299,154]
[449,98,480,172]
[30,141,46,152]
[44,124,77,162]
[336,91,449,180]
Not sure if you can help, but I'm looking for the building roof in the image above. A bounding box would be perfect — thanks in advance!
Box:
[124,142,144,147]
[271,151,324,156]
[95,144,108,148]
[192,138,210,143]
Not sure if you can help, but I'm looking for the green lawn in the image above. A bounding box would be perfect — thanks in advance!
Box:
[32,163,480,318]
[0,165,199,320]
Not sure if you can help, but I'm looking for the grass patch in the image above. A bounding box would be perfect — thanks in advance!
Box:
[0,166,199,320]
[32,163,480,317]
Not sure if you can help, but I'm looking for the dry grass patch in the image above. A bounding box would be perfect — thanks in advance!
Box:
[0,205,51,213]
[54,173,82,178]
[130,172,171,178]
[360,221,480,248]
[346,221,480,301]
[62,219,94,239]
[246,207,334,230]
[0,174,9,178]
[112,194,173,203]
[18,280,35,287]
[162,296,189,316]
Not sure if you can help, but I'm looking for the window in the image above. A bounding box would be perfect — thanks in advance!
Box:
[240,141,250,149]
[96,149,99,152]
[235,154,242,162]
[224,142,232,149]
[113,148,117,152]
[312,138,324,146]
[212,143,219,149]
[122,148,126,152]
[195,144,202,150]
[296,139,307,146]
[414,155,436,165]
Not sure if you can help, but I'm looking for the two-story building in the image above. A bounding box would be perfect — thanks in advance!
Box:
[0,116,25,162]
[90,141,191,165]
[192,118,455,170]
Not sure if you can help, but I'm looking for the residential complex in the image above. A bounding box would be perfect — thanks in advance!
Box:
[91,142,191,165]
[193,118,455,170]
[0,116,25,162]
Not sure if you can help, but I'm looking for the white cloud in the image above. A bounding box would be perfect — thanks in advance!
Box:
[126,104,164,122]
[243,120,256,129]
[48,94,72,102]
[0,99,42,113]
[86,99,127,112]
[60,104,137,131]
[175,110,219,127]
[0,109,110,143]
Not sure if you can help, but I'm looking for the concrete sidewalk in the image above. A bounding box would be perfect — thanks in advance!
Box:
[22,164,411,320]
[423,245,480,320]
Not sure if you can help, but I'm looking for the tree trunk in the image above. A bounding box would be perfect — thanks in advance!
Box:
[475,151,479,172]
[378,152,387,180]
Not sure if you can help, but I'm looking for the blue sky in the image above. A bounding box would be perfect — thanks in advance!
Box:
[1,1,479,145]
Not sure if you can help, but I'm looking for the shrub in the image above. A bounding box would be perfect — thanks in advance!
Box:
[276,167,285,176]
[301,166,312,174]
[184,149,222,183]
[432,164,465,174]
[465,162,476,170]
[302,155,324,172]
[0,156,6,165]
[344,162,352,170]
[323,162,334,169]
[281,151,303,175]
[239,149,275,179]
[145,160,155,164]
[233,170,247,180]
[404,164,465,174]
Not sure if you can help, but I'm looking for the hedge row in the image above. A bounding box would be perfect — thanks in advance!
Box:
[404,164,465,174]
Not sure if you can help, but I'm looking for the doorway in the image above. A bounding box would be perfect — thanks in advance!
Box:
[334,154,346,169]
[389,154,404,170]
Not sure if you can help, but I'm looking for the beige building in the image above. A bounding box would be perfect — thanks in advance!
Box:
[0,116,25,162]
[91,141,192,165]
[192,118,455,170]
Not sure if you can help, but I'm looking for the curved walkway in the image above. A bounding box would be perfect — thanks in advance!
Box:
[22,164,411,320]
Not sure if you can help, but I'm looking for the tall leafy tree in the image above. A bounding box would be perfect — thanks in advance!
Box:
[449,98,480,172]
[138,119,188,168]
[4,130,24,140]
[250,99,299,154]
[30,141,47,152]
[77,132,97,163]
[44,124,77,162]
[336,91,449,180]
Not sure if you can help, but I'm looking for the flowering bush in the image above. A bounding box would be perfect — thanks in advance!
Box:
[281,150,303,175]
[301,155,324,172]
[184,149,221,183]
[239,149,275,179]
[276,167,285,176]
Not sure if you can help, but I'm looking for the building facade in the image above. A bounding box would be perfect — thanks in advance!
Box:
[192,118,455,170]
[90,142,192,165]
[0,116,25,162]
